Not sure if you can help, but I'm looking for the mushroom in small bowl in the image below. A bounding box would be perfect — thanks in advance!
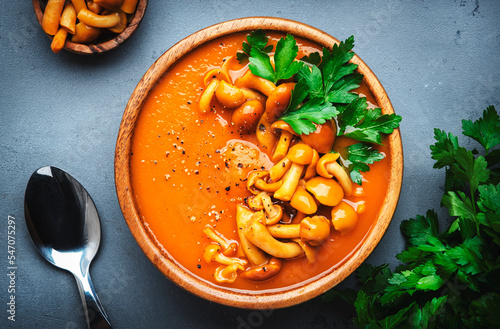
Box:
[33,0,147,54]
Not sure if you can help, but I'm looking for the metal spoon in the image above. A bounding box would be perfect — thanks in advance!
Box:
[24,166,112,329]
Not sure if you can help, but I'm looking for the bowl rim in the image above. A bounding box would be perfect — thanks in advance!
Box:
[32,0,148,55]
[115,16,403,309]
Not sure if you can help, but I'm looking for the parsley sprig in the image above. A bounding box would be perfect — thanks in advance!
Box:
[240,32,402,185]
[343,143,386,185]
[281,36,364,135]
[236,29,273,63]
[337,97,402,145]
[325,106,500,328]
[248,34,304,84]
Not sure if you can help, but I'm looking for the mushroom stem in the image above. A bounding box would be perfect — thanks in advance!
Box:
[292,238,316,265]
[269,157,292,182]
[203,244,247,267]
[316,153,353,197]
[273,162,304,201]
[325,161,353,197]
[234,70,276,97]
[255,113,278,154]
[198,78,219,113]
[236,205,269,266]
[303,149,319,180]
[292,211,306,224]
[272,131,293,163]
[261,193,283,225]
[245,219,304,259]
[203,226,237,256]
[255,179,282,193]
[267,223,300,239]
[247,170,269,194]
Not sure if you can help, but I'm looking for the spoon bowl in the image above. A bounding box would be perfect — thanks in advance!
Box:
[24,166,111,329]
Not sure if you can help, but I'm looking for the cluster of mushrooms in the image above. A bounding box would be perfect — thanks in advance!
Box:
[41,0,139,52]
[199,57,364,283]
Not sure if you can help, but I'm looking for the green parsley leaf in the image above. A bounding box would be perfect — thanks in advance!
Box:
[344,142,385,185]
[326,73,363,104]
[430,129,460,169]
[462,105,500,153]
[292,37,361,107]
[248,48,275,81]
[295,65,324,99]
[411,296,448,329]
[280,98,338,135]
[320,36,356,94]
[477,183,500,245]
[337,97,402,144]
[236,29,273,63]
[466,293,500,328]
[300,52,321,66]
[400,210,441,248]
[248,34,303,84]
[274,35,305,82]
[452,148,490,195]
[442,190,477,222]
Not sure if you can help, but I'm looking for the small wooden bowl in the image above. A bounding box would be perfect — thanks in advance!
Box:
[115,17,403,309]
[33,0,148,55]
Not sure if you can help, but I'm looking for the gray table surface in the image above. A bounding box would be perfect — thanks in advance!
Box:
[1,1,499,328]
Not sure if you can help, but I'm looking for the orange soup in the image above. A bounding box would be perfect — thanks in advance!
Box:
[130,32,391,293]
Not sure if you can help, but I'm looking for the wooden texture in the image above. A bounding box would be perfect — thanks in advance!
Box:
[114,17,403,309]
[33,0,148,55]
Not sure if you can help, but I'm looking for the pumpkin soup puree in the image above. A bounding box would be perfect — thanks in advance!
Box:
[130,32,391,292]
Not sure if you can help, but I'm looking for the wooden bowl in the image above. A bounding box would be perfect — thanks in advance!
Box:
[115,17,403,309]
[33,0,148,55]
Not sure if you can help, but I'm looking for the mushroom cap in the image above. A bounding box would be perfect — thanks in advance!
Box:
[303,148,320,180]
[203,68,231,86]
[301,121,336,154]
[265,82,295,122]
[271,120,298,136]
[214,264,240,283]
[241,257,282,281]
[299,216,331,246]
[215,80,245,109]
[231,99,265,132]
[290,186,317,214]
[331,201,358,235]
[316,153,340,178]
[247,191,266,211]
[286,144,314,165]
[247,170,269,194]
[305,176,344,207]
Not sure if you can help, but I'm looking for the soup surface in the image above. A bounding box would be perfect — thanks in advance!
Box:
[130,32,391,292]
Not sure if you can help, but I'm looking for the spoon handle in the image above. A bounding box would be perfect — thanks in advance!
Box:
[73,268,112,329]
